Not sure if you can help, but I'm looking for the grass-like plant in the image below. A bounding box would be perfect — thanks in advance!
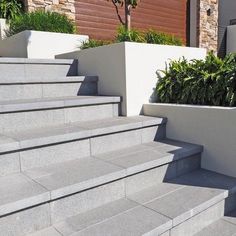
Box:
[116,25,145,43]
[156,52,236,107]
[6,11,76,37]
[0,0,23,20]
[145,30,182,46]
[81,39,111,49]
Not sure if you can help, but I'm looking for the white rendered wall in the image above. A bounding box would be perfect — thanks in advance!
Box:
[0,30,88,58]
[57,42,206,116]
[143,103,236,178]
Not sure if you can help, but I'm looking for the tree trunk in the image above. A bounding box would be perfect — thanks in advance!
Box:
[125,1,131,31]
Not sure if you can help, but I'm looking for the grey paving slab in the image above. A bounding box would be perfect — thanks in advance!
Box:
[172,200,224,236]
[168,169,236,195]
[91,129,142,155]
[51,180,125,223]
[0,75,97,84]
[128,182,184,205]
[27,227,62,236]
[125,162,177,195]
[24,157,126,199]
[141,125,166,143]
[0,96,120,113]
[0,152,20,176]
[0,135,19,153]
[144,184,225,226]
[55,199,138,235]
[224,210,236,225]
[129,115,167,127]
[9,124,91,149]
[96,148,171,175]
[77,117,143,136]
[71,206,172,236]
[0,204,50,236]
[0,173,50,216]
[194,218,236,236]
[144,139,203,159]
[20,139,90,170]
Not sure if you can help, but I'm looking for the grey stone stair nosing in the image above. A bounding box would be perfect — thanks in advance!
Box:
[0,116,167,153]
[0,96,121,113]
[23,170,236,236]
[0,58,77,65]
[0,76,98,85]
[0,139,202,217]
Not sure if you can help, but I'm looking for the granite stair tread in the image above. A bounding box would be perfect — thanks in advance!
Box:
[0,116,166,153]
[194,210,236,236]
[0,139,202,217]
[0,95,120,113]
[24,169,236,236]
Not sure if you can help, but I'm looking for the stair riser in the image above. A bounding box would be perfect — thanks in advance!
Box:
[0,83,98,101]
[0,125,165,176]
[0,156,200,236]
[0,61,78,79]
[0,103,119,133]
[164,200,225,236]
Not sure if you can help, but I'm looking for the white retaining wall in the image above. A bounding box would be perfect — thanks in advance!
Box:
[143,103,236,178]
[57,42,206,116]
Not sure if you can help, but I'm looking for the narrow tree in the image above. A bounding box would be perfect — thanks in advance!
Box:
[108,0,139,31]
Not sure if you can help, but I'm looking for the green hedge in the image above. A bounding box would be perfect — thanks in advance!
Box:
[6,11,76,36]
[156,52,236,107]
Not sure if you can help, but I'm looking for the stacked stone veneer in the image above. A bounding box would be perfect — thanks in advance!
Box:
[198,0,218,52]
[25,0,75,20]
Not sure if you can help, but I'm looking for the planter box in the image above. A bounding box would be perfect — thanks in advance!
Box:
[57,42,206,116]
[0,30,88,59]
[143,103,236,178]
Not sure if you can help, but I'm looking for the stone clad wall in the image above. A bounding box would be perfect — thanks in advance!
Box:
[198,0,219,52]
[25,0,75,21]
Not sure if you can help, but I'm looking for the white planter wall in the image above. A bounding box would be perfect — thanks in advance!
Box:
[0,18,8,40]
[143,103,236,178]
[57,42,206,116]
[0,30,88,59]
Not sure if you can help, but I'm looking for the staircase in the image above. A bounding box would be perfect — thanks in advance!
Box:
[0,58,236,236]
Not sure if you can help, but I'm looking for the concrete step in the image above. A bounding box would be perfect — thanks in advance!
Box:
[0,116,167,176]
[194,210,236,236]
[0,76,98,100]
[0,96,120,133]
[0,139,202,236]
[0,58,78,78]
[21,169,236,236]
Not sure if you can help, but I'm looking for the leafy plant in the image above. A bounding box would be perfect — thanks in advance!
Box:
[81,39,111,49]
[145,30,182,46]
[6,11,76,37]
[116,25,145,42]
[0,0,23,20]
[156,52,236,107]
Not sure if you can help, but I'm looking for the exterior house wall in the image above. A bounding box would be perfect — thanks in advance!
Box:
[24,0,187,42]
[24,0,75,20]
[198,0,219,52]
[24,0,220,52]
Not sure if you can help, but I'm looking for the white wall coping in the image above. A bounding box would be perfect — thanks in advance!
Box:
[151,103,236,110]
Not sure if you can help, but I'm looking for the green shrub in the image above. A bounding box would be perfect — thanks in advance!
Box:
[116,25,145,43]
[156,52,236,107]
[0,0,23,20]
[145,30,182,46]
[6,11,76,36]
[81,39,111,49]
